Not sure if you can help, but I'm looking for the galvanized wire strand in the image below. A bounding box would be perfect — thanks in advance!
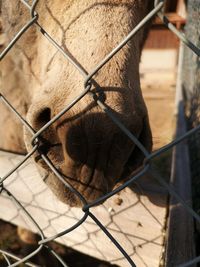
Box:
[20,0,33,11]
[1,87,92,205]
[88,212,136,267]
[40,154,88,206]
[150,165,200,224]
[2,188,68,267]
[44,246,70,267]
[2,90,90,203]
[1,192,68,267]
[29,1,161,153]
[95,96,149,157]
[0,145,38,184]
[154,0,165,6]
[0,183,3,193]
[17,0,39,17]
[84,1,164,88]
[146,124,200,162]
[30,0,39,18]
[38,205,88,244]
[158,13,200,57]
[35,22,88,78]
[83,164,149,211]
[177,255,200,267]
[44,246,69,267]
[0,15,38,60]
[23,4,160,154]
[21,6,88,82]
[32,154,90,244]
[30,84,91,147]
[37,209,88,244]
[0,95,40,183]
[1,251,12,266]
[2,189,44,267]
[1,90,89,203]
[0,94,36,135]
[35,155,90,244]
[0,250,39,267]
[4,188,45,237]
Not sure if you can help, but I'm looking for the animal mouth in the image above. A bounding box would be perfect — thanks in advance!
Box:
[42,165,110,207]
[35,142,110,206]
[33,114,152,207]
[36,132,147,207]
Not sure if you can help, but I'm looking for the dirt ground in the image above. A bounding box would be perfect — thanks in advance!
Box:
[141,72,176,150]
[0,72,176,267]
[0,220,118,267]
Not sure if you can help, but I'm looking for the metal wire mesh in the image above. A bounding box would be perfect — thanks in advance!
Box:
[0,0,200,266]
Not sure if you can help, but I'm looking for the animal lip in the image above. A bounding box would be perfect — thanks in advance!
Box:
[43,166,109,207]
[35,123,148,206]
[39,144,141,206]
[39,142,62,154]
[34,142,62,162]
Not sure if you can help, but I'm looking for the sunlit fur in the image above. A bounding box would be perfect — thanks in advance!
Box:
[0,1,153,206]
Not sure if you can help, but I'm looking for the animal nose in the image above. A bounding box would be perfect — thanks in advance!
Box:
[26,103,64,165]
[31,107,51,130]
[26,101,151,206]
[56,112,136,176]
[54,113,137,205]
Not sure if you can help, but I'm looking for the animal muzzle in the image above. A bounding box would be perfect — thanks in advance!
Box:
[25,105,150,207]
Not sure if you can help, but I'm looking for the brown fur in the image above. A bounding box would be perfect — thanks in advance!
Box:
[0,1,153,206]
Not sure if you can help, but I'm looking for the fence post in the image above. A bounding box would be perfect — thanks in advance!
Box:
[182,0,200,101]
[182,0,200,263]
[164,1,200,264]
[164,42,196,266]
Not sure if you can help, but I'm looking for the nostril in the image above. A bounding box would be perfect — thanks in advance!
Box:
[34,107,51,129]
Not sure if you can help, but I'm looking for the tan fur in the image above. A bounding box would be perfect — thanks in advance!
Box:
[0,1,153,206]
[17,227,38,245]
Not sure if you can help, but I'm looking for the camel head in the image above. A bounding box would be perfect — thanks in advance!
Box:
[1,1,153,206]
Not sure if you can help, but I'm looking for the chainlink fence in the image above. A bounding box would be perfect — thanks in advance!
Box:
[0,0,200,266]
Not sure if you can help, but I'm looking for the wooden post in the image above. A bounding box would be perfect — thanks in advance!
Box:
[182,0,200,263]
[165,43,196,266]
[165,100,196,266]
[165,1,200,264]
